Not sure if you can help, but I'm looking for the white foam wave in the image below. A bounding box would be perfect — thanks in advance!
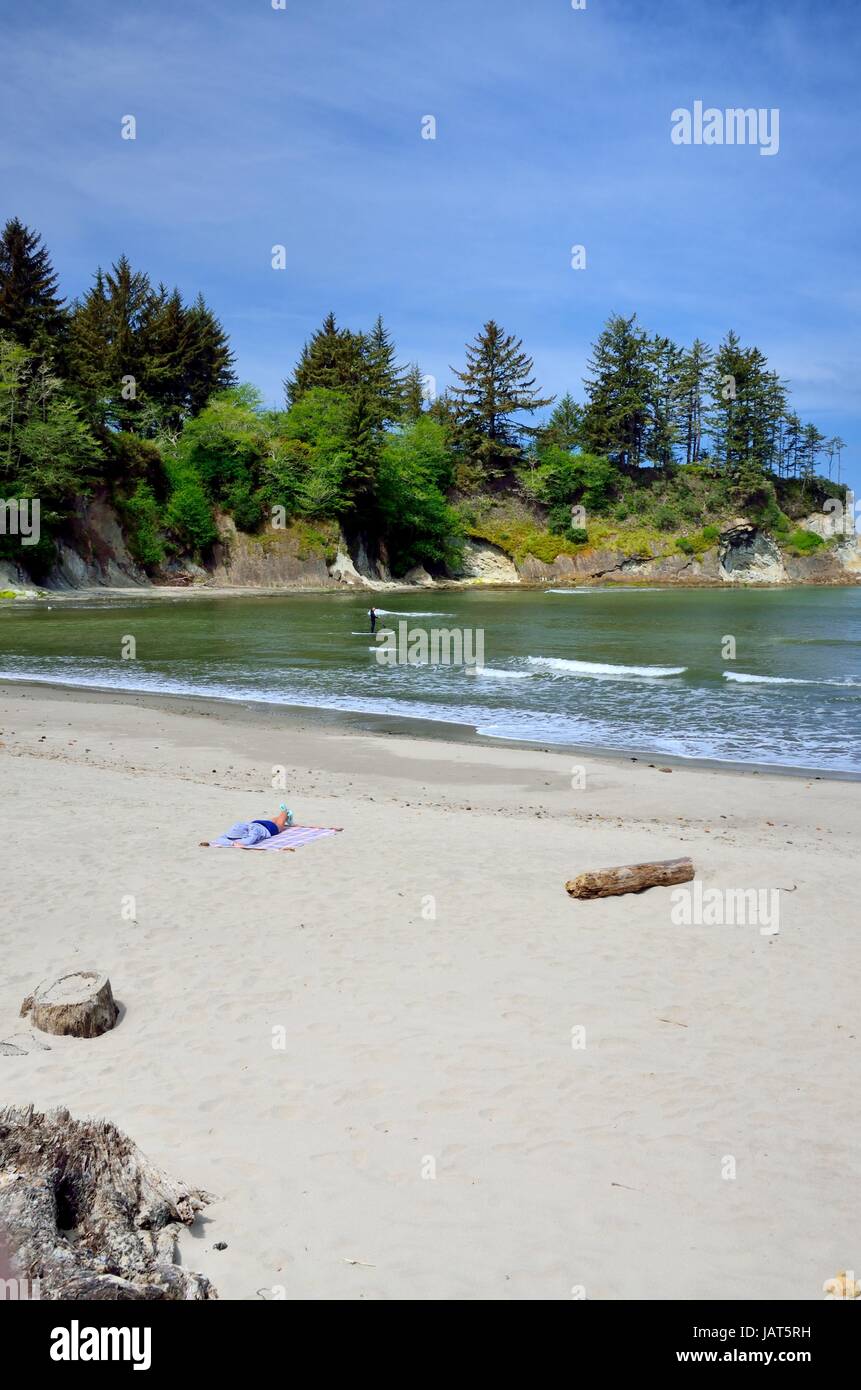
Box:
[466,666,531,680]
[723,672,860,688]
[526,656,686,678]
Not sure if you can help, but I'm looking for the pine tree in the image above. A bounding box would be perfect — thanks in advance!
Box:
[285,312,367,405]
[781,411,803,479]
[181,293,235,417]
[67,256,151,430]
[676,339,712,464]
[402,363,427,421]
[645,335,682,469]
[540,393,583,451]
[449,320,552,480]
[65,270,110,416]
[140,284,188,427]
[341,385,380,508]
[799,423,827,486]
[759,369,788,476]
[365,314,406,425]
[708,331,752,474]
[0,218,65,350]
[825,435,846,483]
[582,314,652,468]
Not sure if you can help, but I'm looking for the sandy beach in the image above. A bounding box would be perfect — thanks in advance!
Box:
[1,681,858,1300]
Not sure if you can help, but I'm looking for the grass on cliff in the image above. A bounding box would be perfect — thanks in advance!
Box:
[457,480,835,568]
[234,517,340,564]
[458,496,720,565]
[784,528,825,555]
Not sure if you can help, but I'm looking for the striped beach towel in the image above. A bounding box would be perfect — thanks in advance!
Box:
[206,826,342,851]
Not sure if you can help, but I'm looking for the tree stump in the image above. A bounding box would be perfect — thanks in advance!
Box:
[20,972,119,1038]
[0,1104,216,1299]
[566,857,695,900]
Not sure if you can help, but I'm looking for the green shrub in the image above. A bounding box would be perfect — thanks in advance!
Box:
[652,503,680,532]
[164,464,218,552]
[122,481,165,569]
[676,536,695,554]
[225,479,263,533]
[785,528,825,555]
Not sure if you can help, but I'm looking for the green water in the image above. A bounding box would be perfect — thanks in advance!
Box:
[1,586,860,772]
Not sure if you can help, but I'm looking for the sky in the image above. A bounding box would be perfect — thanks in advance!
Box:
[2,0,859,490]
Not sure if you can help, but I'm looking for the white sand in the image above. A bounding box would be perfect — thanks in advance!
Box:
[0,683,858,1300]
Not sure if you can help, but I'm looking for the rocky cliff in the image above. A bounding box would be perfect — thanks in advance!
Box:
[1,498,858,597]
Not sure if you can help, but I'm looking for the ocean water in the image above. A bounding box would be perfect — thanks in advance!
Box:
[1,586,860,774]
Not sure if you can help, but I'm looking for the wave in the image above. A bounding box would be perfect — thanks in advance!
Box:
[465,666,531,680]
[723,671,861,688]
[373,609,456,617]
[0,666,855,774]
[525,656,686,678]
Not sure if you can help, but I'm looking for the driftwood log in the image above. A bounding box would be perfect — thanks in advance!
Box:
[0,1105,216,1299]
[20,972,118,1038]
[566,856,695,900]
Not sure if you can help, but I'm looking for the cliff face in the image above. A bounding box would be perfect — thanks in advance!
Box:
[504,521,860,588]
[1,500,859,595]
[206,514,335,588]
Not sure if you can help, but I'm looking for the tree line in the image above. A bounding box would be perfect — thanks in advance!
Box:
[0,216,843,579]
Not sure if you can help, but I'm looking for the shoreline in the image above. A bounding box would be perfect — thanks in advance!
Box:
[2,571,861,603]
[1,675,858,782]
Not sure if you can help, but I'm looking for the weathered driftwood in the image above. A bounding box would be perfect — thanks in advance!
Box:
[566,856,695,900]
[20,971,118,1038]
[0,1105,216,1299]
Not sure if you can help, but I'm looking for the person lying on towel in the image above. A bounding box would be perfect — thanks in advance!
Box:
[224,807,292,848]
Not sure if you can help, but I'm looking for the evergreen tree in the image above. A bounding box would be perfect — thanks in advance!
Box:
[365,314,406,425]
[645,335,682,469]
[799,422,827,486]
[582,314,652,467]
[676,339,712,464]
[341,385,381,509]
[0,218,65,349]
[141,284,188,427]
[66,268,112,420]
[285,312,367,405]
[707,331,766,476]
[768,372,789,474]
[781,411,803,480]
[449,320,552,480]
[68,256,151,430]
[69,269,233,432]
[540,392,583,451]
[825,435,846,483]
[402,363,427,421]
[181,293,235,418]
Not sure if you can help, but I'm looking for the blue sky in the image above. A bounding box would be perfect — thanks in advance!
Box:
[2,0,859,488]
